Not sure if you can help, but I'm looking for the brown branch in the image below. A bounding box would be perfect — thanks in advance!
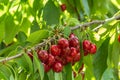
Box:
[0,14,120,63]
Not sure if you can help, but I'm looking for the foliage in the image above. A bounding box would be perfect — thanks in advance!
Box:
[0,0,120,80]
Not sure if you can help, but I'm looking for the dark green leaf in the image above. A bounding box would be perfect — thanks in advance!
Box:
[16,31,27,42]
[33,53,44,80]
[47,70,55,80]
[93,37,110,80]
[65,63,72,80]
[43,0,60,25]
[80,0,90,16]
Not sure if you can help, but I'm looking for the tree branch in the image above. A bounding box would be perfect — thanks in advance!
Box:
[0,14,120,63]
[71,15,120,30]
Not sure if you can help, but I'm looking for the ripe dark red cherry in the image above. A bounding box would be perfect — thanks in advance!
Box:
[58,38,69,48]
[73,53,80,62]
[69,37,79,47]
[38,50,48,63]
[66,56,73,63]
[50,45,61,56]
[70,47,77,57]
[82,40,91,52]
[47,54,55,67]
[61,47,71,56]
[52,62,63,73]
[60,4,66,12]
[89,44,97,54]
[118,35,120,42]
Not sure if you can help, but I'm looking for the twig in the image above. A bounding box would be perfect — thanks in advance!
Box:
[0,14,120,63]
[71,14,120,30]
[0,38,55,63]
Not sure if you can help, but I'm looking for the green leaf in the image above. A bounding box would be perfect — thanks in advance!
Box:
[0,21,5,43]
[93,37,110,80]
[20,18,31,35]
[0,65,13,80]
[65,63,72,80]
[63,26,71,37]
[101,68,119,80]
[18,71,27,80]
[43,0,60,25]
[33,53,44,80]
[16,53,33,73]
[16,31,27,42]
[55,72,63,80]
[80,0,90,16]
[27,30,49,44]
[4,15,19,44]
[47,70,55,80]
[75,74,82,80]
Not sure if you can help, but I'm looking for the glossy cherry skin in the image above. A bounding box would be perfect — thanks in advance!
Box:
[58,38,69,48]
[82,40,91,52]
[52,62,63,73]
[38,50,48,63]
[89,43,97,54]
[47,54,55,67]
[50,45,61,56]
[69,37,79,47]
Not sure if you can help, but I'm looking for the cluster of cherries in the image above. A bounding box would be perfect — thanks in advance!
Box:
[27,33,97,73]
[82,40,97,56]
[36,33,80,73]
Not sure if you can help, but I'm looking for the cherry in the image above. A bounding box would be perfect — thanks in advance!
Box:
[70,47,77,57]
[89,43,97,54]
[82,40,91,52]
[73,53,80,62]
[38,50,48,63]
[66,56,73,63]
[69,33,75,38]
[52,62,63,73]
[61,47,71,57]
[43,63,51,73]
[118,34,120,42]
[58,38,69,48]
[76,45,80,53]
[50,45,61,56]
[47,54,55,67]
[69,37,79,47]
[60,4,66,12]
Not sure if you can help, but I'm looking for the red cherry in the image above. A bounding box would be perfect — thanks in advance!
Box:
[69,37,79,47]
[89,44,97,54]
[50,45,61,56]
[76,45,80,53]
[61,47,71,57]
[73,53,80,62]
[60,4,66,12]
[43,63,51,73]
[70,47,77,57]
[58,38,69,48]
[118,35,120,42]
[69,33,75,38]
[82,40,91,52]
[52,62,63,73]
[27,51,33,60]
[66,56,73,63]
[47,54,55,67]
[38,50,48,63]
